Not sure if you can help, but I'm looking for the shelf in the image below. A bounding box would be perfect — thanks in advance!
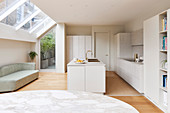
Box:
[160,68,168,72]
[160,87,168,92]
[160,30,167,34]
[132,44,143,46]
[160,11,167,16]
[160,50,167,53]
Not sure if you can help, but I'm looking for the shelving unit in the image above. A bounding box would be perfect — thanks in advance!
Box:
[159,11,168,112]
[144,9,170,113]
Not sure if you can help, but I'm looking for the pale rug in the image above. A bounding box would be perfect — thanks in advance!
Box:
[0,90,139,113]
[105,72,142,96]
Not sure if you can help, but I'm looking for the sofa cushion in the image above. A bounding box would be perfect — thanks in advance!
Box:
[0,63,36,77]
[0,64,22,77]
[0,70,39,92]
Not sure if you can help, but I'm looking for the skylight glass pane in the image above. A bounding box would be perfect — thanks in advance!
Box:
[21,12,46,30]
[0,0,19,14]
[0,1,37,26]
[33,18,53,33]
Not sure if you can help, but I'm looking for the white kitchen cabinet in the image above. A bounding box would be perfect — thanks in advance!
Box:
[144,15,160,104]
[66,36,92,64]
[116,59,144,93]
[131,29,143,46]
[115,33,132,59]
[67,60,106,93]
[86,66,105,92]
[67,66,85,91]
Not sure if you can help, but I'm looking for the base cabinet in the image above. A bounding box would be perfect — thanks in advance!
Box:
[86,66,105,92]
[116,59,144,93]
[67,65,106,93]
[67,66,85,91]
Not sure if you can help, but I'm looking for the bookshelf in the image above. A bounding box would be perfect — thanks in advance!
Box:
[144,9,170,113]
[159,11,168,111]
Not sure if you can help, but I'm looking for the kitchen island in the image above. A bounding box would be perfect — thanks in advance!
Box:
[67,59,106,94]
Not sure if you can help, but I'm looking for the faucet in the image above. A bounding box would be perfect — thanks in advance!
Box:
[85,50,92,60]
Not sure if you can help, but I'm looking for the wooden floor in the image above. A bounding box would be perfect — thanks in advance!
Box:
[18,72,163,113]
[106,72,141,96]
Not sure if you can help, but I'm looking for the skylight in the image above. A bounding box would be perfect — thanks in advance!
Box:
[0,0,56,37]
[0,0,20,14]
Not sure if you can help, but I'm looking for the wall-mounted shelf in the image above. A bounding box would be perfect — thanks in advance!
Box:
[160,50,167,52]
[132,44,143,46]
[160,30,167,34]
[160,68,168,72]
[160,87,168,92]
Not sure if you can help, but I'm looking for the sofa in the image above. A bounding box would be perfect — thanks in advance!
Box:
[0,63,39,92]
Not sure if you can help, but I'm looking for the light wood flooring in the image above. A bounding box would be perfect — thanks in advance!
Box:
[17,72,163,113]
[106,72,141,96]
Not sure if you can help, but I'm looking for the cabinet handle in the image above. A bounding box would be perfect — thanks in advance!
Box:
[106,54,108,56]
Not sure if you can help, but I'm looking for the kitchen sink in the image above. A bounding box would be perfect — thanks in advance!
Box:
[88,59,100,62]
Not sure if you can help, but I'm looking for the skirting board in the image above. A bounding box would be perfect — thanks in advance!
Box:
[144,95,166,112]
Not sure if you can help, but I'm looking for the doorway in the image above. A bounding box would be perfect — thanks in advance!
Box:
[40,28,56,70]
[95,32,110,70]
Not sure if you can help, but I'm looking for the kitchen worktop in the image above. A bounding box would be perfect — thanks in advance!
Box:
[67,60,106,66]
[121,58,144,65]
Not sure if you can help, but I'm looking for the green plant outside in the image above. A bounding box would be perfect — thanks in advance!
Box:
[40,32,55,60]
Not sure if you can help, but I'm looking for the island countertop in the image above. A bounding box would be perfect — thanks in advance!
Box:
[67,60,105,66]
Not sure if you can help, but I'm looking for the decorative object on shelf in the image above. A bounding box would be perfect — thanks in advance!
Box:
[29,51,38,62]
[134,53,139,62]
[161,60,168,69]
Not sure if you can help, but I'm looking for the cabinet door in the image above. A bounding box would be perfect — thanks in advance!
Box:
[85,36,92,58]
[66,36,73,64]
[73,36,85,59]
[86,66,105,93]
[67,66,85,91]
[144,15,160,104]
[119,33,132,59]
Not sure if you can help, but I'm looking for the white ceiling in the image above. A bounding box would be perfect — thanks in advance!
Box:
[31,0,170,26]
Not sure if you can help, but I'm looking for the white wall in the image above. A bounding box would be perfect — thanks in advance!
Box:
[0,39,32,67]
[56,23,66,73]
[66,26,92,36]
[0,23,36,42]
[125,1,170,32]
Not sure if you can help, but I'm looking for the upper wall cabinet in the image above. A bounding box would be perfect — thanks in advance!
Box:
[131,29,143,46]
[115,33,132,59]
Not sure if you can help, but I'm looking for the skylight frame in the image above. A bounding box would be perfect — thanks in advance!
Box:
[28,16,49,34]
[36,19,56,38]
[0,0,27,21]
[15,9,40,30]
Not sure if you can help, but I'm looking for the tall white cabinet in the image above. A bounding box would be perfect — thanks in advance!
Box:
[66,36,92,64]
[144,10,170,112]
[115,33,132,59]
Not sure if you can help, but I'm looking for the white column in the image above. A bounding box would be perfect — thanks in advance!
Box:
[55,23,66,73]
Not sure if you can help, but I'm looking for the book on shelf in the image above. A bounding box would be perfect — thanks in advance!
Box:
[162,75,167,88]
[162,17,167,31]
[161,36,167,50]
